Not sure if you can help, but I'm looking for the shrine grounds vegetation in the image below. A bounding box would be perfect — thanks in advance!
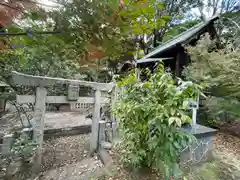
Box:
[183,35,240,123]
[113,63,204,179]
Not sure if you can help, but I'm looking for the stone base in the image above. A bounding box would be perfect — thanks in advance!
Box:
[180,124,217,165]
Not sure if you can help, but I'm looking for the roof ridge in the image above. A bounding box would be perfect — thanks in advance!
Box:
[137,15,219,63]
[151,15,219,52]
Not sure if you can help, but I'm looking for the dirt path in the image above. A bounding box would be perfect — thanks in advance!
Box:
[37,133,240,180]
[213,132,240,179]
[44,112,91,129]
[99,132,240,180]
[39,134,104,180]
[0,111,91,134]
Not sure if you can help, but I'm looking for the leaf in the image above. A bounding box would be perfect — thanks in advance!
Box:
[182,100,190,109]
[157,3,165,10]
[170,108,176,116]
[173,141,181,149]
[168,117,175,126]
[175,117,182,127]
[145,81,151,87]
[168,117,182,127]
[162,15,172,21]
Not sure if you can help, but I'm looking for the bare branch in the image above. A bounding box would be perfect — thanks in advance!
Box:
[0,2,23,11]
[0,31,61,36]
[14,0,60,8]
[223,17,240,30]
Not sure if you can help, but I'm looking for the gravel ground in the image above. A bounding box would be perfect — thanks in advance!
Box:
[41,134,92,171]
[97,132,240,180]
[0,113,20,134]
[0,111,91,134]
[39,134,104,180]
[213,132,240,179]
[40,158,103,180]
[44,112,91,129]
[38,132,239,180]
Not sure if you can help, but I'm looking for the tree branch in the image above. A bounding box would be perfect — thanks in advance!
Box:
[0,2,23,11]
[0,31,61,36]
[15,0,60,8]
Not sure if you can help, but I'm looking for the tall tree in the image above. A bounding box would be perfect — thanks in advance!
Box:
[188,0,240,46]
[0,0,54,27]
[120,0,193,54]
[192,0,239,21]
[183,35,240,117]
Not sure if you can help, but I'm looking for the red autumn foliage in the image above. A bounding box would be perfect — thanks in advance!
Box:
[85,44,106,61]
[0,0,125,66]
[0,0,38,28]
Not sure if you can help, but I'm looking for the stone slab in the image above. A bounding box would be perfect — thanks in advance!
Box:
[180,124,217,138]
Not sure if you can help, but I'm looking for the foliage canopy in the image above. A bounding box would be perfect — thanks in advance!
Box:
[183,34,240,118]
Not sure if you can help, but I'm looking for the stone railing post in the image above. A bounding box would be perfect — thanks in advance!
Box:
[2,134,14,156]
[110,86,115,122]
[98,120,106,144]
[33,86,47,171]
[90,89,101,154]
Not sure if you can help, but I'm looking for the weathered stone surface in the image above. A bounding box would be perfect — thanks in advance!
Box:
[98,121,106,143]
[67,84,79,101]
[181,124,217,138]
[11,71,114,91]
[179,124,217,164]
[98,148,113,166]
[90,89,101,154]
[2,134,14,156]
[101,141,112,150]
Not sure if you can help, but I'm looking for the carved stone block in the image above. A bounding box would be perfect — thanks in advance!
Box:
[180,124,217,165]
[67,84,79,101]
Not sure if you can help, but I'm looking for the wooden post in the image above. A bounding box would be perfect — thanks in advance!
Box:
[33,86,47,170]
[90,89,101,154]
[175,52,180,77]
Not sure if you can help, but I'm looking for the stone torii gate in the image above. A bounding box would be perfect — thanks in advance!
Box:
[11,71,114,169]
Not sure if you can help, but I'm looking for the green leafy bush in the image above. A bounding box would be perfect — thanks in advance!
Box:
[113,63,203,178]
[11,137,38,161]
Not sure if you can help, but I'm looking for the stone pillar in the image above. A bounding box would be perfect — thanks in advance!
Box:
[106,122,113,142]
[2,134,14,156]
[0,99,5,112]
[112,121,117,140]
[90,89,101,154]
[98,120,106,144]
[32,87,47,171]
[110,86,118,141]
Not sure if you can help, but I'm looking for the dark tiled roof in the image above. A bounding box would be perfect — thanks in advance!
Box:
[137,15,219,64]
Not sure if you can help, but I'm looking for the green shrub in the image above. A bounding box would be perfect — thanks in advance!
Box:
[113,63,204,178]
[183,34,240,120]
